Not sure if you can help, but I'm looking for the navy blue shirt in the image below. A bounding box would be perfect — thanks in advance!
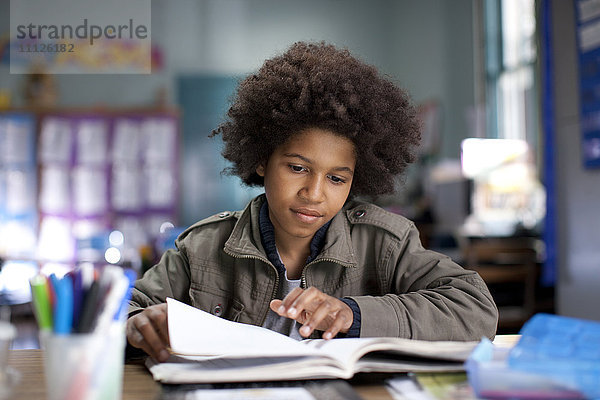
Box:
[258,201,361,337]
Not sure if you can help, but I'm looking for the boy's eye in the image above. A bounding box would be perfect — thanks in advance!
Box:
[328,175,346,184]
[289,164,307,173]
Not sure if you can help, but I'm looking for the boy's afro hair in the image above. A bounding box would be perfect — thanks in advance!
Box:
[212,41,421,197]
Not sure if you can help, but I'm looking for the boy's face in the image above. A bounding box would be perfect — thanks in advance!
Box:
[257,128,356,243]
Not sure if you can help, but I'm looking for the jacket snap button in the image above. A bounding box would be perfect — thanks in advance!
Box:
[354,209,366,218]
[218,212,230,218]
[213,304,222,316]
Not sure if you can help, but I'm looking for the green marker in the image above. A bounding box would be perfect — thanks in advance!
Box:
[29,274,53,331]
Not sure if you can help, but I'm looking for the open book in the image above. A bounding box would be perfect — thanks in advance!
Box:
[147,298,478,383]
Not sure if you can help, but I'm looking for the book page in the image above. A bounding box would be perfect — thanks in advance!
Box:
[158,298,478,384]
[167,298,321,358]
[147,354,348,383]
[301,337,477,370]
[168,298,476,364]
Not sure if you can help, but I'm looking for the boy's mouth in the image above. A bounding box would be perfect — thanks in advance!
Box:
[291,207,323,223]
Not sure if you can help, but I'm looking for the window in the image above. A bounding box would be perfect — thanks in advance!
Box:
[484,0,539,149]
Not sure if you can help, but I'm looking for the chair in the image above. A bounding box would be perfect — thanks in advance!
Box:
[461,236,540,332]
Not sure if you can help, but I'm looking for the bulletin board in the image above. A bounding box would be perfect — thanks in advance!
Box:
[36,110,180,265]
[0,113,37,259]
[0,108,180,267]
[575,0,600,168]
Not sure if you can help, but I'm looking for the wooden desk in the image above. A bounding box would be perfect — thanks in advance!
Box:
[7,349,395,400]
[8,350,162,400]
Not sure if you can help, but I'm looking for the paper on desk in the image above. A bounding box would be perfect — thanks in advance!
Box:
[167,387,316,400]
[386,376,434,400]
[167,298,320,359]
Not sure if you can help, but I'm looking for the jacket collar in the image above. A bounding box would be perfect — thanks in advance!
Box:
[223,194,357,268]
[258,201,331,273]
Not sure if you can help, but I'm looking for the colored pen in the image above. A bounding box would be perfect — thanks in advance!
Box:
[51,274,73,335]
[45,274,56,310]
[76,279,100,333]
[70,269,84,329]
[93,272,129,334]
[29,274,53,331]
[114,269,136,322]
[80,263,95,291]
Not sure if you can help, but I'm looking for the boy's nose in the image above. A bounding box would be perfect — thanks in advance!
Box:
[300,175,325,203]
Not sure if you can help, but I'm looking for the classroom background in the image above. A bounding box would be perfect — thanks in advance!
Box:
[0,0,598,349]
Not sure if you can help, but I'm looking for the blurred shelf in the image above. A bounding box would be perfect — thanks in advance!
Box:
[461,236,552,334]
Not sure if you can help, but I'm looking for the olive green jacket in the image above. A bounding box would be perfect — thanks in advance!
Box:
[129,194,498,341]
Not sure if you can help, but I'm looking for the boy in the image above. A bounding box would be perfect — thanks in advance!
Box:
[127,42,498,362]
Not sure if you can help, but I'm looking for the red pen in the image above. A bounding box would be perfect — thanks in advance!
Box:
[45,274,56,310]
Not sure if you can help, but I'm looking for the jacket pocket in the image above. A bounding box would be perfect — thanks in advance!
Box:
[189,284,245,322]
[227,298,245,322]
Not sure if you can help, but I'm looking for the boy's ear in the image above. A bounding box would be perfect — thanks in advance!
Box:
[256,164,265,177]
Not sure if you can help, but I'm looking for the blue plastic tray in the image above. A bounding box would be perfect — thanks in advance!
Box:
[466,338,586,399]
[508,313,600,399]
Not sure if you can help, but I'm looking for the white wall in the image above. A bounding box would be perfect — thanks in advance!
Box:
[552,1,600,321]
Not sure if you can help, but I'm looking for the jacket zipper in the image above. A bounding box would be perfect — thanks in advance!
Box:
[299,257,355,339]
[222,247,279,325]
[300,257,355,289]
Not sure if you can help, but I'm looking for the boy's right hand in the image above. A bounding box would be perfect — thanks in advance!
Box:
[126,303,170,362]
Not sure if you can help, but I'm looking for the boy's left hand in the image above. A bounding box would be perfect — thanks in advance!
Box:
[270,287,353,339]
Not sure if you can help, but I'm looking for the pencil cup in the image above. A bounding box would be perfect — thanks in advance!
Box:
[0,321,17,397]
[0,320,16,374]
[41,323,125,400]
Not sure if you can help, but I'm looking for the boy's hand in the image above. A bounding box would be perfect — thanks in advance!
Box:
[270,287,353,339]
[126,303,170,362]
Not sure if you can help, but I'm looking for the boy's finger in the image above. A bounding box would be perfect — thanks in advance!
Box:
[139,330,166,361]
[126,325,146,347]
[270,299,283,314]
[148,308,169,345]
[278,287,305,315]
[157,320,170,346]
[299,300,333,337]
[323,311,351,340]
[286,286,323,318]
[134,316,169,362]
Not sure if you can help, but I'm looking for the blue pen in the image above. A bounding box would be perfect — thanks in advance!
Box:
[113,269,136,321]
[51,274,74,335]
[71,269,83,329]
